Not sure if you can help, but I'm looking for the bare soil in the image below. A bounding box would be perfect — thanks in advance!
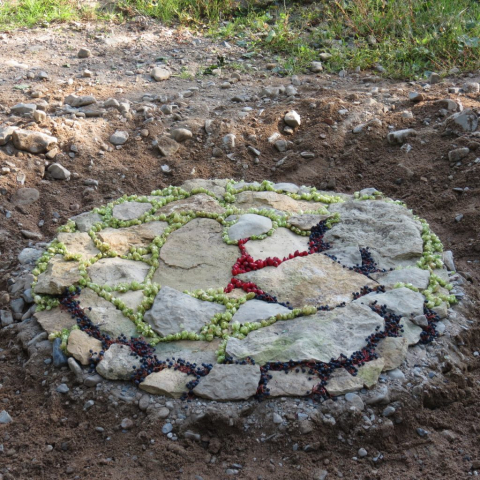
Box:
[0,19,480,480]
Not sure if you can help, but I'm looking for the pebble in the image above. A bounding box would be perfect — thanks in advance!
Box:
[171,128,193,143]
[382,406,396,417]
[84,400,95,410]
[455,214,464,222]
[162,423,173,434]
[284,110,301,128]
[358,448,368,458]
[56,384,70,394]
[78,48,91,58]
[409,92,425,102]
[121,418,134,430]
[310,61,323,73]
[416,428,429,437]
[223,133,236,149]
[52,337,68,367]
[48,163,71,180]
[0,410,12,424]
[109,131,129,146]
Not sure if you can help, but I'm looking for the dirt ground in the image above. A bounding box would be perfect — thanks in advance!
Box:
[1,19,480,479]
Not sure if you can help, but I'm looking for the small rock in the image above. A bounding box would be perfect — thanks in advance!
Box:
[109,131,129,146]
[0,410,12,424]
[387,129,416,145]
[428,72,441,84]
[171,128,193,143]
[162,423,173,434]
[310,61,323,73]
[12,129,57,153]
[56,384,70,394]
[416,428,429,437]
[358,448,368,458]
[53,337,68,367]
[382,406,396,417]
[345,393,364,410]
[33,110,47,123]
[48,163,71,180]
[463,82,480,93]
[409,92,425,102]
[120,418,134,430]
[151,67,171,81]
[448,147,469,162]
[284,110,301,128]
[11,103,37,116]
[223,133,236,149]
[78,48,91,58]
[157,135,180,156]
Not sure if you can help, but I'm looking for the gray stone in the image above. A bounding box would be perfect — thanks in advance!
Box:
[387,129,417,145]
[358,448,368,458]
[354,287,425,317]
[411,314,428,328]
[154,218,239,292]
[245,227,309,261]
[231,300,291,324]
[78,47,91,58]
[376,337,409,371]
[237,253,376,308]
[284,110,301,128]
[47,163,71,180]
[383,406,396,417]
[157,135,180,156]
[325,201,423,269]
[193,364,261,400]
[88,258,150,288]
[155,194,225,216]
[53,337,69,367]
[0,410,13,424]
[310,61,323,73]
[18,247,43,264]
[387,368,405,380]
[272,182,299,193]
[153,340,219,366]
[0,310,13,327]
[0,126,18,145]
[372,267,430,290]
[428,73,440,84]
[463,82,480,93]
[326,246,362,267]
[96,344,140,380]
[448,147,470,162]
[226,303,383,364]
[223,133,236,149]
[112,201,152,221]
[71,211,103,232]
[267,371,318,397]
[109,130,129,145]
[180,178,228,199]
[64,94,96,107]
[10,297,24,313]
[151,67,171,81]
[171,128,193,143]
[57,232,100,260]
[443,250,455,271]
[56,384,69,394]
[11,103,37,115]
[288,214,330,231]
[345,392,364,410]
[144,286,226,337]
[445,109,478,134]
[12,129,57,153]
[401,317,423,345]
[227,214,272,241]
[34,255,82,295]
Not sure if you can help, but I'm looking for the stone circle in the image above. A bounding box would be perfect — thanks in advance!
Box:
[30,179,456,401]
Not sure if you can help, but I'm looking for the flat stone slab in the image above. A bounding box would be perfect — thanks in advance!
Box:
[112,201,153,221]
[154,218,238,291]
[376,337,409,371]
[34,308,76,335]
[245,227,309,261]
[193,364,261,400]
[234,191,322,213]
[288,214,330,231]
[156,193,226,216]
[228,214,272,241]
[97,221,168,255]
[325,201,423,269]
[267,371,319,397]
[326,246,363,267]
[79,288,138,338]
[180,179,228,199]
[144,286,226,337]
[71,211,103,232]
[67,329,102,365]
[88,258,150,288]
[372,267,430,290]
[96,344,140,380]
[34,255,81,295]
[57,232,100,260]
[326,358,384,396]
[154,339,220,365]
[238,254,377,308]
[140,369,190,398]
[354,287,425,318]
[226,303,384,365]
[231,299,291,324]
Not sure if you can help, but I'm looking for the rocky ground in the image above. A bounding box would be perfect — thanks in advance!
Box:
[1,19,480,480]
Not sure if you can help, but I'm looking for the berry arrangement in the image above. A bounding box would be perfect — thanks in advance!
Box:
[33,179,455,400]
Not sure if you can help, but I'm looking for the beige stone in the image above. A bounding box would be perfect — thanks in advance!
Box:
[34,255,82,295]
[234,190,324,213]
[267,371,318,397]
[139,369,190,398]
[155,193,226,216]
[245,227,309,260]
[57,232,100,260]
[34,307,76,335]
[377,337,409,371]
[67,329,102,365]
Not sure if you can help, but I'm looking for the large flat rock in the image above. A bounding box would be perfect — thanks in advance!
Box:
[34,307,76,335]
[231,299,291,324]
[156,193,226,216]
[372,267,430,290]
[67,329,103,365]
[226,303,384,365]
[154,218,238,291]
[79,288,137,338]
[57,232,100,260]
[324,200,423,269]
[180,179,228,199]
[237,253,377,308]
[267,371,319,397]
[193,364,261,400]
[34,255,81,295]
[71,211,103,232]
[97,221,167,255]
[288,214,330,231]
[245,227,309,260]
[154,339,220,365]
[112,201,153,221]
[144,286,226,337]
[88,258,150,288]
[228,214,272,241]
[234,191,322,213]
[354,287,425,318]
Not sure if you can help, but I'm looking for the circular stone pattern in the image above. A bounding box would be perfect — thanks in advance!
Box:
[31,180,456,401]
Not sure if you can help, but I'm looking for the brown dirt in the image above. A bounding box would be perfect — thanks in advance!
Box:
[1,19,480,480]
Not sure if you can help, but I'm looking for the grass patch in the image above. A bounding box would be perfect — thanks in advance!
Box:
[1,0,480,79]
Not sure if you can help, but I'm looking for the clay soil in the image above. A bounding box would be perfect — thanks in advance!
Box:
[1,19,480,480]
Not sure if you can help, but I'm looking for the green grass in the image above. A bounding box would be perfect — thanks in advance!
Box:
[1,0,480,79]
